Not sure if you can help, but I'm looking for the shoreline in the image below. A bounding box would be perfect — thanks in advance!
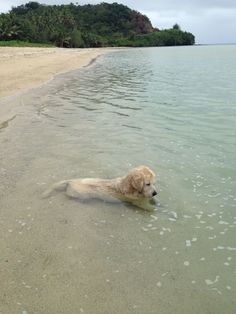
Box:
[0,47,113,98]
[0,47,114,125]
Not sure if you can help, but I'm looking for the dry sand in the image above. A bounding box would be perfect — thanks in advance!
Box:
[0,47,110,98]
[0,46,112,126]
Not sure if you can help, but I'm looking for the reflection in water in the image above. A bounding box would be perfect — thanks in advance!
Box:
[0,46,236,313]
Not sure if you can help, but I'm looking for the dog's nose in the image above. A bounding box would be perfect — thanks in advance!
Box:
[152,190,157,197]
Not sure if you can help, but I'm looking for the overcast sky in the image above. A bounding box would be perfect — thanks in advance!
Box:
[1,0,236,44]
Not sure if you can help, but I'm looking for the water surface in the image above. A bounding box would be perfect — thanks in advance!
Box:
[0,45,236,313]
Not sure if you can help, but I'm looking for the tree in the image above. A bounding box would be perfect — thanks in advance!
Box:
[0,2,195,47]
[71,28,84,47]
[0,14,21,40]
[173,23,181,30]
[25,2,40,10]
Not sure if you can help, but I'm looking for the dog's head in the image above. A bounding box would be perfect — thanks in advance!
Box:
[123,165,157,199]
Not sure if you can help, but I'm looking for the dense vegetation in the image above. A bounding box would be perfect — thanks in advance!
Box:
[0,40,53,47]
[0,2,195,47]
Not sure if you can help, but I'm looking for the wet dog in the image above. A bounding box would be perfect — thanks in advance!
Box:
[44,165,158,211]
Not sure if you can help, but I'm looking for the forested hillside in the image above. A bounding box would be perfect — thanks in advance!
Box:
[0,2,195,47]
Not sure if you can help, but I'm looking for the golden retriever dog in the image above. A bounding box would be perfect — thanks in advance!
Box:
[44,165,158,211]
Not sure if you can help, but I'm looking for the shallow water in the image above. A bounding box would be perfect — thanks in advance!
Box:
[0,45,236,313]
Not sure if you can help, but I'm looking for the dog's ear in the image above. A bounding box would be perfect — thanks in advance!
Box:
[130,171,144,193]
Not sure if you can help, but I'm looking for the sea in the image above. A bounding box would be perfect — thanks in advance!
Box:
[0,45,235,313]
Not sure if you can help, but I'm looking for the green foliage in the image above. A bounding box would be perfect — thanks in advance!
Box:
[0,13,21,40]
[0,40,53,47]
[173,23,181,30]
[133,29,195,47]
[0,2,195,47]
[70,28,84,48]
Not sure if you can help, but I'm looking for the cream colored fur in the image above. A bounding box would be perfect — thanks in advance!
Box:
[44,165,158,211]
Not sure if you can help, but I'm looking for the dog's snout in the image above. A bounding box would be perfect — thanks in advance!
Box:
[152,190,157,197]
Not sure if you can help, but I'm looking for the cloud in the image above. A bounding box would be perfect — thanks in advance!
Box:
[138,2,236,44]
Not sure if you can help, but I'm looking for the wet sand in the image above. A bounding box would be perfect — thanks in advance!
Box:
[0,47,111,125]
[0,47,111,98]
[1,46,235,314]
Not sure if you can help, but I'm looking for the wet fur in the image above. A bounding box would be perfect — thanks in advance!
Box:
[44,166,157,211]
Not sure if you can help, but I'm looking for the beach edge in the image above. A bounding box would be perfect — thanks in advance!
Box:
[0,47,117,126]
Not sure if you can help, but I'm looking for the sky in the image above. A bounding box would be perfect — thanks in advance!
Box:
[0,0,236,44]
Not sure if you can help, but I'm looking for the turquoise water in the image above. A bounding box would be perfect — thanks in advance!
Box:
[0,45,236,313]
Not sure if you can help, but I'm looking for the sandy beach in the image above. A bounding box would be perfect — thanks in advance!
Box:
[0,47,110,98]
[0,45,235,314]
[0,46,111,127]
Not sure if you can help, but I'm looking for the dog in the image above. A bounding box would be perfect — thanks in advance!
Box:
[44,165,158,211]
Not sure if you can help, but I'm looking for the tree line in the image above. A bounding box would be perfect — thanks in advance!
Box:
[0,2,195,47]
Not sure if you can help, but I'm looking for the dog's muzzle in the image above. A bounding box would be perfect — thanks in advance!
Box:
[152,190,157,197]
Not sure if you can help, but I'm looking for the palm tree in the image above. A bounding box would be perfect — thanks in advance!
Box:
[173,23,181,31]
[0,14,21,40]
